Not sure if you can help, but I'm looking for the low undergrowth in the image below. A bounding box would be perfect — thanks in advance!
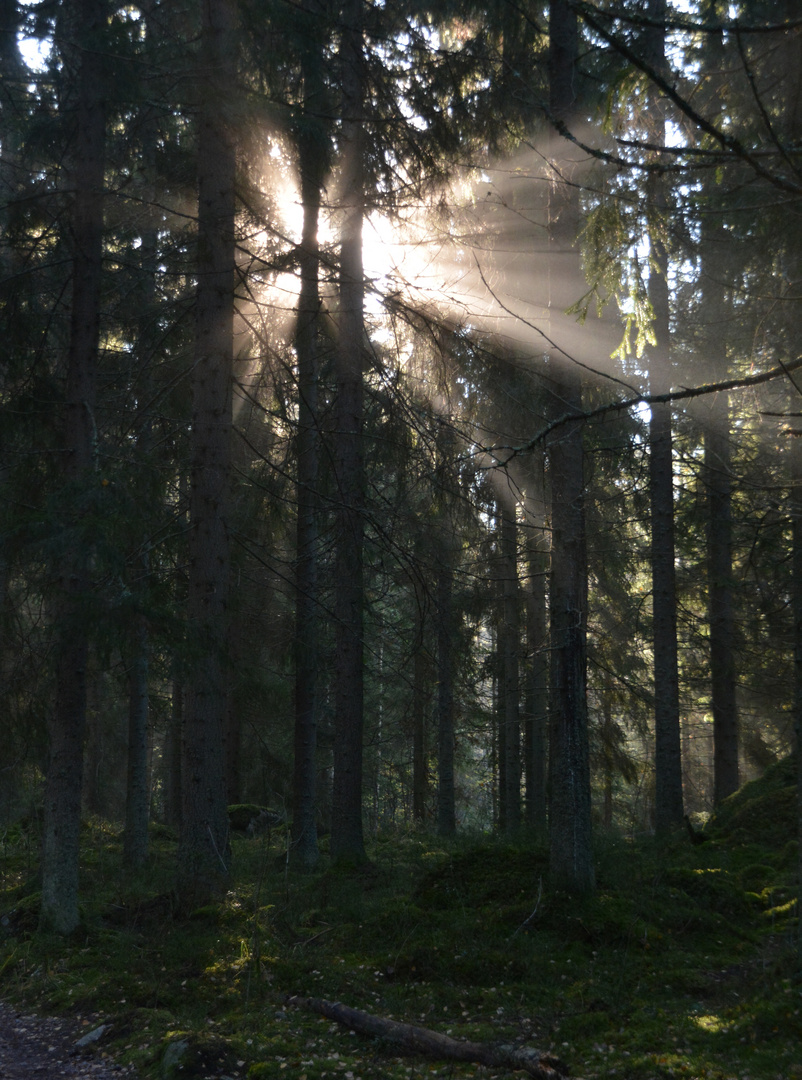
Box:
[1,767,800,1079]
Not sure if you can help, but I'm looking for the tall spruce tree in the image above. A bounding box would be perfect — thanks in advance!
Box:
[40,0,107,934]
[546,0,594,894]
[177,0,237,909]
[330,0,369,866]
[643,0,684,833]
[291,0,328,871]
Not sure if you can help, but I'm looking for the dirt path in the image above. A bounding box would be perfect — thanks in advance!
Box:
[0,1002,139,1079]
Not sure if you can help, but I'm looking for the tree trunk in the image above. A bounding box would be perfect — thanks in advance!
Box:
[523,450,548,828]
[500,493,521,831]
[177,0,236,910]
[123,613,150,869]
[330,0,368,866]
[792,431,802,968]
[436,565,456,836]
[165,670,183,829]
[546,0,594,895]
[40,0,106,935]
[645,0,684,833]
[707,399,738,803]
[547,383,592,892]
[411,600,429,825]
[700,146,739,806]
[0,0,23,255]
[650,387,683,831]
[496,596,507,830]
[224,619,242,805]
[292,2,326,870]
[0,4,22,756]
[165,470,189,830]
[123,21,159,867]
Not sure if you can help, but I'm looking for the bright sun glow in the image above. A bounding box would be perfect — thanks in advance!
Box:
[256,139,631,390]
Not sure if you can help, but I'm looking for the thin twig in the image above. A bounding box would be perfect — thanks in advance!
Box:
[512,877,543,939]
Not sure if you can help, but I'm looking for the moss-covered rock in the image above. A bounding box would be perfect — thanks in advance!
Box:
[706,756,797,850]
[228,804,269,832]
[160,1031,239,1079]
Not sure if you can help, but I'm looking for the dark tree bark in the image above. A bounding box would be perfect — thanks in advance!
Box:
[706,370,738,805]
[291,0,326,870]
[644,0,684,832]
[123,613,150,870]
[649,345,683,830]
[40,0,106,934]
[697,24,739,805]
[412,650,428,825]
[224,620,242,805]
[793,431,802,967]
[0,0,23,229]
[411,592,429,825]
[123,18,159,868]
[436,565,456,836]
[165,669,183,829]
[330,0,368,866]
[546,0,594,895]
[177,0,236,909]
[496,617,507,830]
[0,0,24,828]
[523,451,548,828]
[164,472,188,831]
[500,492,521,831]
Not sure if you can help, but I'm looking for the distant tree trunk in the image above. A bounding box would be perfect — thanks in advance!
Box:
[40,0,106,934]
[707,400,738,804]
[177,0,236,910]
[224,619,242,804]
[436,565,456,836]
[500,492,521,831]
[546,0,594,895]
[123,613,150,869]
[411,594,429,825]
[330,0,368,867]
[0,0,23,244]
[645,0,684,832]
[412,649,428,825]
[701,215,738,806]
[0,0,21,703]
[649,349,683,831]
[123,26,159,868]
[496,584,507,830]
[292,4,326,870]
[163,470,188,830]
[600,699,615,829]
[523,451,548,828]
[165,670,183,829]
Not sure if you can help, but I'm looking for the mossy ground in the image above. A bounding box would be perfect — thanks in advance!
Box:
[1,770,800,1080]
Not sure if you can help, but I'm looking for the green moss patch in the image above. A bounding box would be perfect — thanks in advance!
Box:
[0,768,800,1080]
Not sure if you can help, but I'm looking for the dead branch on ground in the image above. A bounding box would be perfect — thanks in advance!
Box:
[287,995,576,1079]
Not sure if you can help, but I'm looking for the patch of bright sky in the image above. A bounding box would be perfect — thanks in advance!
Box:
[263,3,703,391]
[18,32,49,71]
[18,1,141,72]
[17,0,50,71]
[265,134,430,325]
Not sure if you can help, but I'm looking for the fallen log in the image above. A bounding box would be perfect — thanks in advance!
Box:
[287,995,574,1079]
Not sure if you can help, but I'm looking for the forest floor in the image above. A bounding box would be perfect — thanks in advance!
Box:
[0,759,800,1080]
[0,998,140,1078]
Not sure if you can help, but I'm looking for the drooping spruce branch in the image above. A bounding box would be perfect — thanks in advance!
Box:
[567,0,802,195]
[485,356,802,466]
